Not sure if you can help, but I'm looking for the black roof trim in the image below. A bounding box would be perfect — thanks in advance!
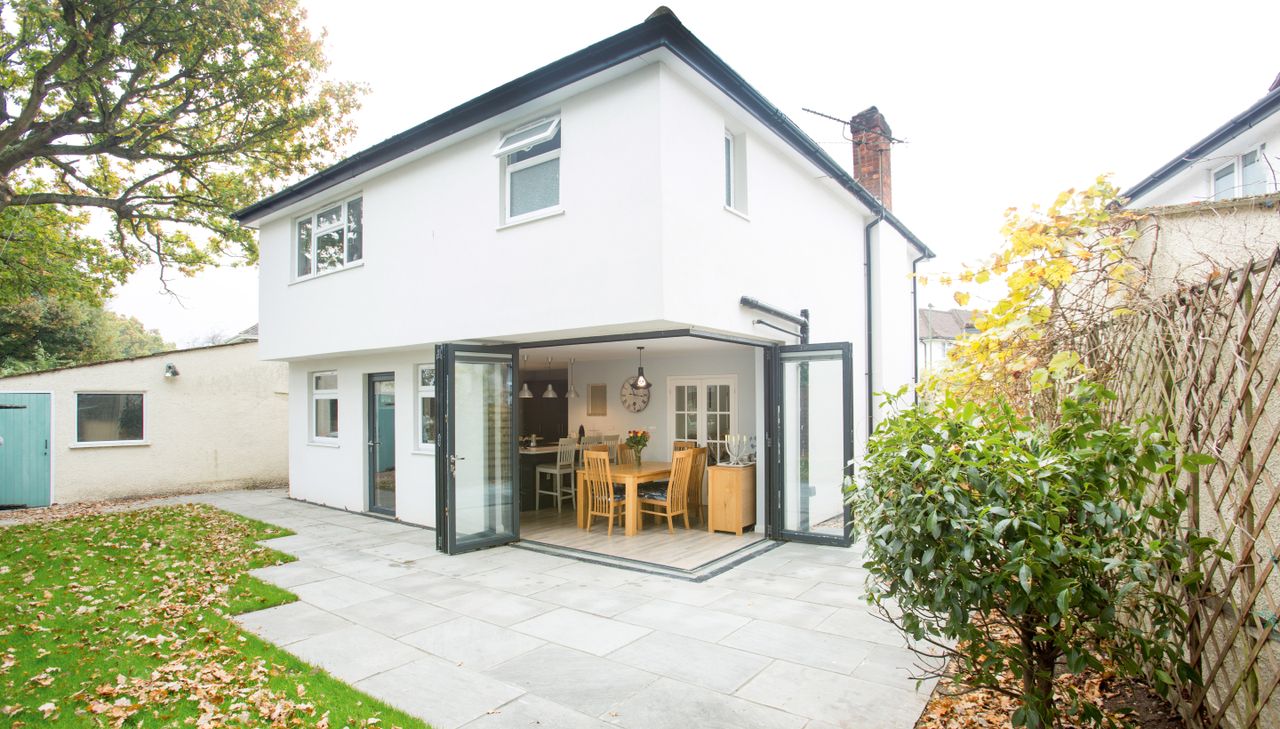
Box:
[1122,85,1280,204]
[233,10,932,257]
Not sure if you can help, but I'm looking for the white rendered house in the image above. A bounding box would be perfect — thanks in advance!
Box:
[234,9,932,565]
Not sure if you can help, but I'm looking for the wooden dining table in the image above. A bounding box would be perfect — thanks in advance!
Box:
[576,460,672,537]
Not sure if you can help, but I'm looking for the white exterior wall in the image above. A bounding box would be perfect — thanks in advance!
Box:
[0,343,287,503]
[871,223,922,407]
[1128,114,1280,209]
[287,349,437,526]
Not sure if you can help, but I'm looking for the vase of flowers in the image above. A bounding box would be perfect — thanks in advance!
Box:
[625,429,650,466]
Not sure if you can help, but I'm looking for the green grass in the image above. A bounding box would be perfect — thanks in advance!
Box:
[0,503,430,727]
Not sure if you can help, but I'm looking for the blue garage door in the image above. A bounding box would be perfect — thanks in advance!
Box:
[0,393,52,508]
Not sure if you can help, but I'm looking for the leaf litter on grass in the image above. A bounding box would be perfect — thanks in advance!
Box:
[0,503,424,728]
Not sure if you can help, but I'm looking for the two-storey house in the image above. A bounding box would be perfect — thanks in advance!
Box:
[234,8,932,569]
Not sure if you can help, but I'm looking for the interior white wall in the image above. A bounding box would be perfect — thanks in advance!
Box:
[288,348,437,527]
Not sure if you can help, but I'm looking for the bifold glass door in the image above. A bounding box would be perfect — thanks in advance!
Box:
[435,345,520,554]
[769,342,854,546]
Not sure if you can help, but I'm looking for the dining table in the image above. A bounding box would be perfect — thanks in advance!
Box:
[576,460,672,537]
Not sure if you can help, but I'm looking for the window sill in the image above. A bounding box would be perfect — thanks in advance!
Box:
[290,260,365,286]
[723,205,750,222]
[308,440,340,448]
[412,447,437,456]
[70,441,149,449]
[497,207,564,230]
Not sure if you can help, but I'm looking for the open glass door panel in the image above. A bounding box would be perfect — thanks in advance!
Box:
[436,345,519,554]
[774,342,853,546]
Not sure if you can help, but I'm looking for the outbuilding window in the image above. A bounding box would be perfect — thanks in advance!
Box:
[495,116,561,222]
[295,195,363,279]
[75,393,144,444]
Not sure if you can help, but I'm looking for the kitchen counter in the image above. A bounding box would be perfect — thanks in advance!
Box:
[519,444,561,455]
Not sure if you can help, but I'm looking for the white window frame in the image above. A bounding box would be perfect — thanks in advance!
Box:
[72,391,147,447]
[1240,144,1270,197]
[724,131,736,208]
[496,115,562,224]
[1209,144,1271,201]
[415,363,436,453]
[310,370,339,444]
[293,194,364,282]
[667,375,738,464]
[1211,160,1237,201]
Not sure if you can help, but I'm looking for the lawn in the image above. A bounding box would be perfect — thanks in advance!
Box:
[0,503,429,728]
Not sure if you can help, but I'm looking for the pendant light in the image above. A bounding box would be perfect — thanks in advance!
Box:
[633,346,653,389]
[518,354,533,399]
[566,357,579,398]
[542,357,558,398]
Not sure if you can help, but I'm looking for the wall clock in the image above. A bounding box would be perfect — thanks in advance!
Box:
[620,376,651,413]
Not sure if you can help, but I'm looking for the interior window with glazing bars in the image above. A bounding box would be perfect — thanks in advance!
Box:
[311,371,339,440]
[494,116,561,221]
[295,195,363,278]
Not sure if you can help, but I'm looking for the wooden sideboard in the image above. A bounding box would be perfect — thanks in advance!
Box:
[707,464,756,535]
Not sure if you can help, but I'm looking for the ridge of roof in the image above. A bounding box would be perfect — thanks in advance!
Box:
[233,9,932,257]
[1122,85,1280,205]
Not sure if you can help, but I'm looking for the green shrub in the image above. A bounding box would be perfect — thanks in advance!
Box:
[852,383,1214,727]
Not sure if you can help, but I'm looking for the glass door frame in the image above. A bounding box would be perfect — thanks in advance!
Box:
[434,343,522,554]
[366,371,397,516]
[765,341,855,547]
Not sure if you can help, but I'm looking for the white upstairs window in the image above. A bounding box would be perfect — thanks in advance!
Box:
[1210,145,1271,201]
[495,116,561,222]
[723,129,748,215]
[295,195,363,280]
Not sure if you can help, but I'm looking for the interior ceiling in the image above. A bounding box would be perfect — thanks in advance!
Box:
[520,336,743,366]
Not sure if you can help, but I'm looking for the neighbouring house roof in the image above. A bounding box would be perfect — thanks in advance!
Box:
[225,323,259,344]
[232,7,933,257]
[0,341,254,380]
[918,308,974,341]
[1122,83,1280,204]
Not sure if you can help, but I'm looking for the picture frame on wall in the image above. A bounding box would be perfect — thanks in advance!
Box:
[587,384,607,416]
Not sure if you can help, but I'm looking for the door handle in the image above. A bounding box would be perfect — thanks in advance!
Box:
[449,454,465,476]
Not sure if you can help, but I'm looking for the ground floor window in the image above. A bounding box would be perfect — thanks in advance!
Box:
[75,392,144,443]
[417,364,436,451]
[668,375,736,464]
[311,371,338,441]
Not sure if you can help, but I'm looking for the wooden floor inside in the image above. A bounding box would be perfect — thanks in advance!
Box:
[519,507,766,571]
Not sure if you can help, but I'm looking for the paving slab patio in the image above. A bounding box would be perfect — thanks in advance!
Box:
[192,489,932,728]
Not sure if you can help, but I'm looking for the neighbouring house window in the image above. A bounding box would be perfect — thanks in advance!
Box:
[295,195,363,279]
[76,393,144,444]
[311,371,339,441]
[723,129,748,214]
[417,364,436,451]
[495,116,561,221]
[1211,146,1271,201]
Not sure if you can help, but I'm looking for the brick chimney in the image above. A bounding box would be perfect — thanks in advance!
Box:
[850,106,892,211]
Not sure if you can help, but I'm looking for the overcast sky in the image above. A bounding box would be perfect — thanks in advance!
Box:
[108,0,1279,345]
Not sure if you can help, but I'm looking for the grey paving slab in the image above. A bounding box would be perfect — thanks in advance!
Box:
[461,566,569,596]
[487,548,579,572]
[436,588,556,627]
[355,656,525,729]
[705,590,838,630]
[461,694,612,729]
[615,598,750,642]
[608,631,771,694]
[485,644,659,717]
[719,620,872,674]
[402,616,545,671]
[795,582,866,609]
[735,660,930,728]
[708,570,819,599]
[776,562,870,586]
[511,607,650,656]
[377,571,485,603]
[853,643,940,693]
[361,540,441,563]
[248,561,340,589]
[770,543,861,566]
[543,561,637,588]
[417,552,507,578]
[289,575,395,610]
[234,601,352,646]
[530,583,649,618]
[286,624,426,682]
[605,676,806,729]
[259,533,326,554]
[615,575,732,607]
[814,606,910,648]
[322,554,418,583]
[331,593,457,638]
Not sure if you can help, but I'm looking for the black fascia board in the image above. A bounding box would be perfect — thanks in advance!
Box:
[232,11,933,258]
[1122,86,1280,205]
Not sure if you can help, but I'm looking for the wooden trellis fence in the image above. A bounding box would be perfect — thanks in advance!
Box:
[1077,247,1280,728]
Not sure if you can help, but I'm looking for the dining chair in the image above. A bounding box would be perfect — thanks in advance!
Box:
[686,447,708,525]
[616,443,636,466]
[603,434,620,463]
[583,450,627,536]
[534,437,577,513]
[638,448,695,533]
[672,439,697,455]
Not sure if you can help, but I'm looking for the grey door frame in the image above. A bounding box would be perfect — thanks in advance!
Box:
[367,371,396,516]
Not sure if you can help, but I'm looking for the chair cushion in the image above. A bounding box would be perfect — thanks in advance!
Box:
[638,486,668,500]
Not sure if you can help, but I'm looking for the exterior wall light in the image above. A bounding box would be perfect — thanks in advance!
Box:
[164,363,180,378]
